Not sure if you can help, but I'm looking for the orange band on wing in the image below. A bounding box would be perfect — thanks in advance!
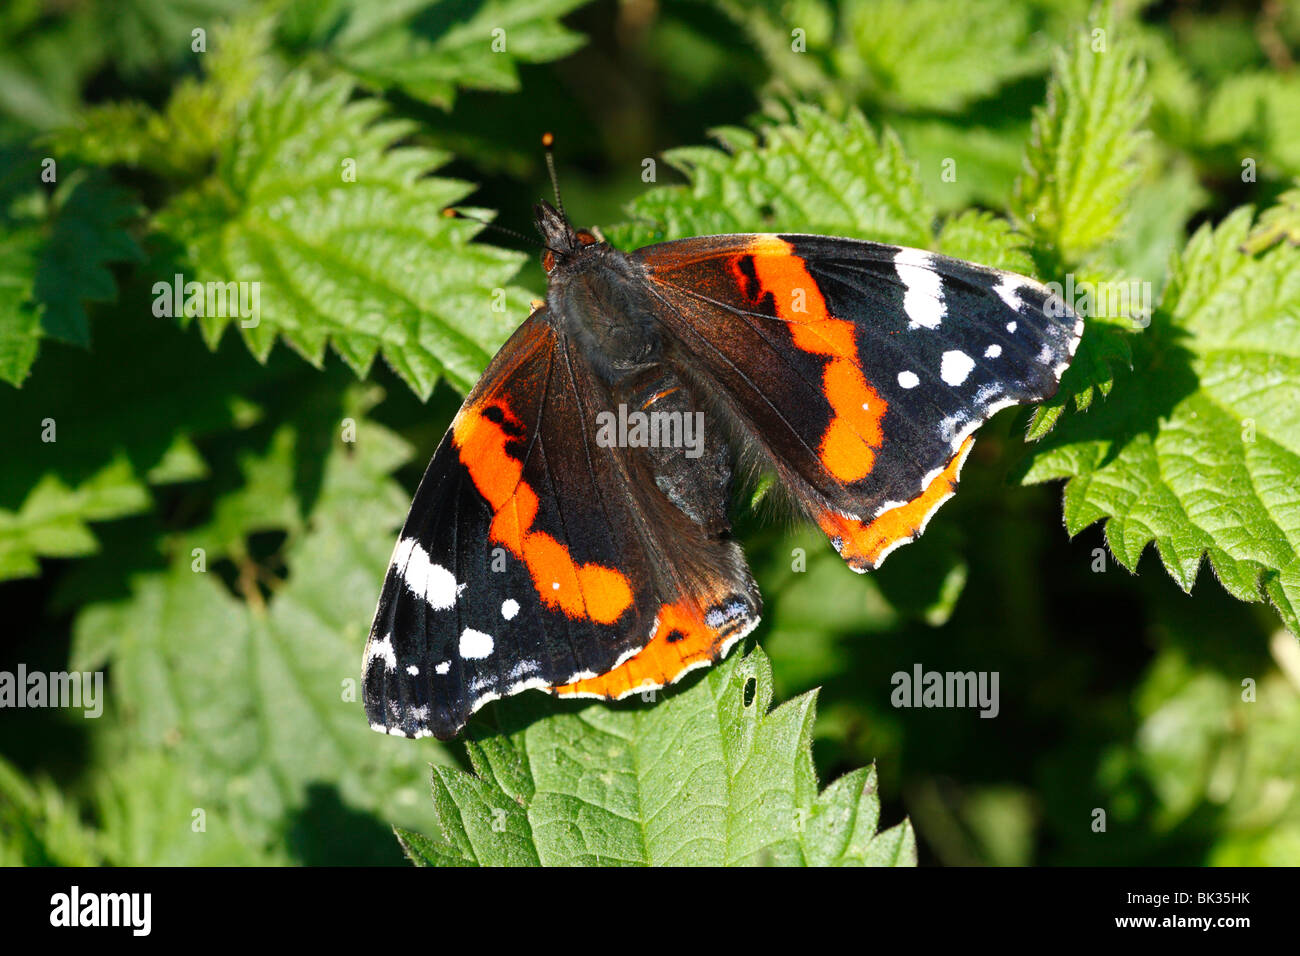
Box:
[732,237,887,483]
[553,599,753,699]
[819,435,975,571]
[453,403,633,625]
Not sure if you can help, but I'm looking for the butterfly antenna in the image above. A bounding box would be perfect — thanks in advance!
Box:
[542,131,566,221]
[442,208,544,250]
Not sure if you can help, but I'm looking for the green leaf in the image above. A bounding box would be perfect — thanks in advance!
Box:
[90,751,289,866]
[154,72,531,398]
[400,646,915,866]
[0,304,272,582]
[936,209,1034,275]
[1011,8,1154,437]
[0,158,142,383]
[90,0,254,77]
[711,0,1047,113]
[895,119,1029,213]
[0,216,41,387]
[280,0,591,109]
[1201,72,1300,177]
[1092,636,1300,865]
[0,461,150,579]
[839,0,1044,111]
[0,756,102,866]
[1013,7,1151,261]
[35,170,144,346]
[608,104,933,249]
[46,15,280,182]
[70,391,448,862]
[1021,201,1300,634]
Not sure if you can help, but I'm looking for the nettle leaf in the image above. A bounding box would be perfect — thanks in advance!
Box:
[1013,11,1153,437]
[1014,9,1151,260]
[82,0,253,75]
[0,301,279,581]
[839,0,1044,111]
[0,212,42,387]
[47,15,280,182]
[608,105,933,249]
[35,170,145,346]
[154,72,531,399]
[0,756,102,866]
[1020,203,1300,634]
[1100,642,1300,864]
[280,0,590,109]
[896,119,1029,214]
[396,647,915,867]
[936,210,1034,275]
[0,461,150,580]
[1201,71,1300,177]
[713,0,1045,113]
[71,394,448,862]
[0,160,143,384]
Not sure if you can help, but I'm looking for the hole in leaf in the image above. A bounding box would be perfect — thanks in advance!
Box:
[743,676,757,707]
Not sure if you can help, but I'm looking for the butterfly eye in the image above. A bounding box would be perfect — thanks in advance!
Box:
[542,249,556,272]
[576,230,598,246]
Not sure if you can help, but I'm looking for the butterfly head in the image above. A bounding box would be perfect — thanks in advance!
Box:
[535,200,601,272]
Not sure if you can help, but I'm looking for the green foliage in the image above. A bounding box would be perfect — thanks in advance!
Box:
[279,0,591,108]
[154,71,530,398]
[399,647,914,866]
[0,161,143,385]
[4,0,1300,869]
[66,390,449,863]
[1021,201,1300,635]
[1013,8,1151,261]
[610,105,934,248]
[711,0,1052,112]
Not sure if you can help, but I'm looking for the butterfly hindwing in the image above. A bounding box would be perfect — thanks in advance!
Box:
[364,314,760,739]
[636,233,1082,570]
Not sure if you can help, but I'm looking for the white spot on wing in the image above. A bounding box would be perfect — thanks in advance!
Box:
[984,344,1002,358]
[894,247,945,329]
[435,661,450,675]
[406,664,419,676]
[898,370,920,389]
[940,350,975,386]
[993,276,1025,311]
[459,628,495,660]
[1006,321,1017,333]
[393,537,460,610]
[501,598,520,620]
[367,634,397,672]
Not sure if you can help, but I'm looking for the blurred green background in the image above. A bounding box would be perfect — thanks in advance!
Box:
[2,0,1299,866]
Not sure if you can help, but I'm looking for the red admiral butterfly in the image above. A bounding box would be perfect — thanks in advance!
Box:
[364,145,1082,740]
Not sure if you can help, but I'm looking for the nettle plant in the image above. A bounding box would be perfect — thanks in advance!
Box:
[1,3,1297,866]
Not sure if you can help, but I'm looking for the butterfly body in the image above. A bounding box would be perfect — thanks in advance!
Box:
[364,200,1082,740]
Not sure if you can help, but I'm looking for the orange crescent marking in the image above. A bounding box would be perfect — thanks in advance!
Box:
[553,601,725,699]
[820,435,974,570]
[453,403,634,625]
[732,237,888,483]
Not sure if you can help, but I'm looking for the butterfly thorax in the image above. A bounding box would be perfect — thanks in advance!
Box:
[536,203,662,382]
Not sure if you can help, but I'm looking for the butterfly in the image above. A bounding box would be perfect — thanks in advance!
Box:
[364,182,1082,740]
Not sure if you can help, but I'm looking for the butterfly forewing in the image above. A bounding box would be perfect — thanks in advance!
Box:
[635,234,1082,569]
